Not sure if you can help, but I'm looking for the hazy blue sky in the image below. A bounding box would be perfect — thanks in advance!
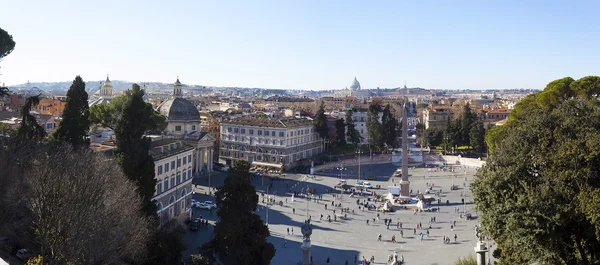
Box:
[1,0,599,90]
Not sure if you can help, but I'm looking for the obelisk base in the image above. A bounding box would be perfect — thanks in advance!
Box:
[301,239,311,265]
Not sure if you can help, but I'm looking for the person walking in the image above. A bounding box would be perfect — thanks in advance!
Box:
[293,208,295,214]
[326,257,330,264]
[291,227,294,234]
[287,228,289,235]
[454,234,457,242]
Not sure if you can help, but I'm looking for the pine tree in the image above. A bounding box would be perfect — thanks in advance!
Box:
[314,101,329,140]
[334,118,346,146]
[54,76,90,147]
[345,109,362,147]
[16,95,46,144]
[381,104,398,148]
[367,103,383,149]
[207,160,275,265]
[114,84,157,218]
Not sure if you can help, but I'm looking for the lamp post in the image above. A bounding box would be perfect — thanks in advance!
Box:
[336,164,346,181]
[356,149,362,180]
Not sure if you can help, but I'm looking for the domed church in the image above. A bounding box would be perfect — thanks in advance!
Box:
[156,78,201,136]
[88,75,115,106]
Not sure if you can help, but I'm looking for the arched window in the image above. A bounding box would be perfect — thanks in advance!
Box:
[156,202,163,213]
[180,189,187,199]
[169,195,176,205]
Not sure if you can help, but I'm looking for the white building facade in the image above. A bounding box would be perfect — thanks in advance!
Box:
[219,116,323,171]
[151,140,195,225]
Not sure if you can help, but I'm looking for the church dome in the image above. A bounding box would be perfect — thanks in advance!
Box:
[100,75,113,97]
[349,77,361,90]
[156,98,200,122]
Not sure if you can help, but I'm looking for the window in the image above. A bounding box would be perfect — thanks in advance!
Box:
[266,139,270,145]
[157,182,162,194]
[192,125,196,131]
[175,126,182,131]
[227,127,232,132]
[183,157,187,165]
[234,128,239,133]
[188,155,191,163]
[171,161,175,170]
[279,132,284,137]
[188,169,192,180]
[258,130,263,135]
[250,138,253,144]
[164,178,169,190]
[158,165,163,175]
[241,129,246,134]
[171,176,175,189]
[176,174,181,185]
[258,138,263,144]
[280,140,284,145]
[271,131,276,136]
[249,129,254,135]
[235,136,238,141]
[165,163,169,172]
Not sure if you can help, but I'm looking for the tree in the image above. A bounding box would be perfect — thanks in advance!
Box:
[416,103,429,109]
[345,109,362,147]
[381,104,398,148]
[207,160,275,265]
[113,84,158,218]
[468,119,485,153]
[473,99,600,265]
[334,118,346,146]
[423,128,442,147]
[0,27,15,60]
[459,103,476,146]
[366,103,383,149]
[89,94,165,130]
[314,101,329,140]
[25,144,151,264]
[188,254,212,265]
[0,27,16,97]
[53,76,90,147]
[143,224,187,265]
[16,95,46,144]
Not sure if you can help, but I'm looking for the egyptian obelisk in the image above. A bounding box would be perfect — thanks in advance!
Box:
[400,100,411,198]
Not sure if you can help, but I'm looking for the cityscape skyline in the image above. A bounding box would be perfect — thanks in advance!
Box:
[1,0,599,90]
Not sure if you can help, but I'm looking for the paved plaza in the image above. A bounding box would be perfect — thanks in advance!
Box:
[185,161,490,265]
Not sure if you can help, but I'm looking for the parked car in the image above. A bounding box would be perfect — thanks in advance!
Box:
[199,201,217,209]
[191,199,201,208]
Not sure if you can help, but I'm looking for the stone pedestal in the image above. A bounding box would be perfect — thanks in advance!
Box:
[474,240,487,265]
[301,239,311,265]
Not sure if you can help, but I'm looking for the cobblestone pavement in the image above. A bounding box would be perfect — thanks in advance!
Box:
[184,165,492,265]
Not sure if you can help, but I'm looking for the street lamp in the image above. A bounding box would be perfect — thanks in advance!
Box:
[356,149,362,180]
[336,164,347,181]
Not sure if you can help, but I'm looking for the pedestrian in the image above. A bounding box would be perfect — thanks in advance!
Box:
[291,227,294,234]
[367,219,369,225]
[454,234,457,242]
[427,229,430,237]
[287,227,289,235]
[326,257,330,264]
[345,260,349,265]
[451,225,454,231]
[320,214,323,220]
[293,208,295,214]
[453,220,456,226]
[400,230,404,238]
[413,228,416,235]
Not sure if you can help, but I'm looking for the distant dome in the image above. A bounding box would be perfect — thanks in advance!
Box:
[349,77,361,90]
[156,98,200,122]
[102,75,113,89]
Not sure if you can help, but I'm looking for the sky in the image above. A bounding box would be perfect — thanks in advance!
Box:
[1,0,599,90]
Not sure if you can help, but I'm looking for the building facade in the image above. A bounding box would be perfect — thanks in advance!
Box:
[423,106,452,130]
[219,116,322,170]
[157,78,201,137]
[151,140,195,224]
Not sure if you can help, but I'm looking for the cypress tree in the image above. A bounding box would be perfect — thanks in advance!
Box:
[54,76,90,147]
[314,101,329,140]
[114,84,157,218]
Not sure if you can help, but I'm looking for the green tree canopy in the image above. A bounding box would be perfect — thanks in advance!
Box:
[53,76,90,147]
[16,95,46,144]
[0,27,16,97]
[89,93,165,131]
[381,104,398,148]
[207,160,275,265]
[334,118,346,146]
[314,101,329,140]
[345,109,362,147]
[473,99,600,265]
[367,103,383,149]
[113,84,157,218]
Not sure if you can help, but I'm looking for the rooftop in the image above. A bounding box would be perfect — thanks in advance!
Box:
[222,116,314,128]
[149,139,195,161]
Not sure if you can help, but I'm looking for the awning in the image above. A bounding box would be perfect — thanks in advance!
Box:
[252,161,283,169]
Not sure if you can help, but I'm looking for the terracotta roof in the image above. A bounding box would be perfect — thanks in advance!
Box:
[222,116,313,128]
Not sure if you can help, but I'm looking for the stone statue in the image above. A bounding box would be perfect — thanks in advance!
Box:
[474,225,482,242]
[301,221,312,241]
